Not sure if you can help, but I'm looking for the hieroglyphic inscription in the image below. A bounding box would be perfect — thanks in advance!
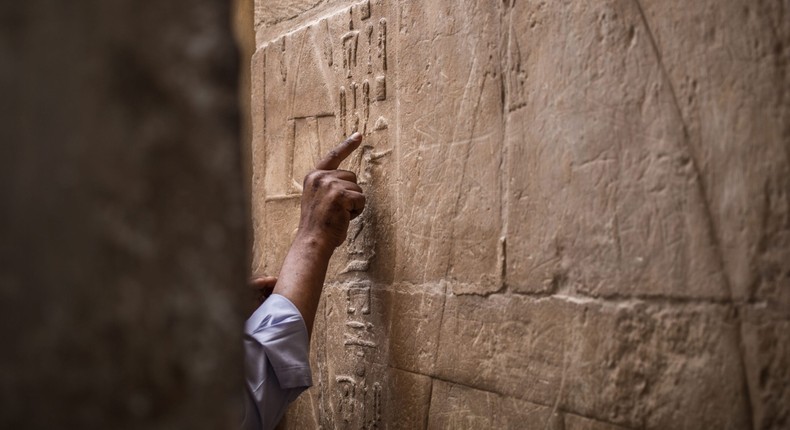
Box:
[338,14,388,138]
[334,3,391,280]
[259,2,394,427]
[334,280,381,428]
[346,282,371,315]
[336,375,356,423]
[343,31,359,79]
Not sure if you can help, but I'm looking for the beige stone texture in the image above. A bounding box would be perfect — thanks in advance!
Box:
[396,1,505,294]
[427,380,561,430]
[252,0,790,428]
[564,414,630,430]
[434,294,751,429]
[741,306,790,429]
[505,0,727,299]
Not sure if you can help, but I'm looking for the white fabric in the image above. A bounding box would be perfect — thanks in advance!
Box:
[241,294,312,430]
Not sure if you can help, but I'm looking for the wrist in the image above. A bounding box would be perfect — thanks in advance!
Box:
[293,230,336,260]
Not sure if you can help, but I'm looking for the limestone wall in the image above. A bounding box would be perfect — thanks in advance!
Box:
[251,1,790,429]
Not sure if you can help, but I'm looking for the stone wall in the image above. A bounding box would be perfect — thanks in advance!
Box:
[251,1,790,429]
[1,2,247,428]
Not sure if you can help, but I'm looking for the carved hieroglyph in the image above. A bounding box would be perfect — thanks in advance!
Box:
[253,2,396,427]
[252,0,790,429]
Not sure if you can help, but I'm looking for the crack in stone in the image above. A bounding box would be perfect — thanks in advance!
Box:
[631,1,756,428]
[386,364,636,430]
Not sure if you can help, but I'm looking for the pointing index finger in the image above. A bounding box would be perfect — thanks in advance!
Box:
[315,132,363,170]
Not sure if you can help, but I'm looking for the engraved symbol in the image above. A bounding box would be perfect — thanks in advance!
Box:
[373,116,388,131]
[344,336,378,348]
[377,18,387,72]
[366,23,374,75]
[342,31,360,78]
[278,37,287,82]
[346,321,374,331]
[374,76,386,101]
[343,214,376,271]
[350,82,358,110]
[346,282,371,315]
[339,87,347,136]
[362,81,370,134]
[323,20,334,66]
[360,0,371,20]
[336,375,356,423]
[370,382,382,427]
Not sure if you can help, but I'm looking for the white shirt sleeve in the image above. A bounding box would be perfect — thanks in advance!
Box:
[241,294,312,430]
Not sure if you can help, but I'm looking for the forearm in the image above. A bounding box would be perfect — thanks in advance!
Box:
[272,233,334,337]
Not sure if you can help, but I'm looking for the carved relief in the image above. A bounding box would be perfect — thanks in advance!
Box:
[334,278,382,429]
[342,31,359,79]
[359,0,371,20]
[377,18,387,72]
[259,2,395,427]
[346,282,371,315]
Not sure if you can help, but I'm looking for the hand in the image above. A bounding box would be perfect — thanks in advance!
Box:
[298,132,366,249]
[250,276,277,305]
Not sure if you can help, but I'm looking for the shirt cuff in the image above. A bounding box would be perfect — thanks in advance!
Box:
[245,294,313,389]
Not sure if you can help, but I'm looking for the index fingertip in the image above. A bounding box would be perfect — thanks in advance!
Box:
[347,131,363,146]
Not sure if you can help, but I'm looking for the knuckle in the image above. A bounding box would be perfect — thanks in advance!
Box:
[327,188,344,202]
[304,170,322,185]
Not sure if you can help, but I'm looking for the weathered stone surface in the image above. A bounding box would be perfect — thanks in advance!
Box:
[434,294,751,429]
[564,414,629,430]
[396,1,505,294]
[383,283,444,376]
[427,380,560,430]
[741,306,790,430]
[637,0,790,307]
[256,0,324,27]
[252,0,790,428]
[0,1,246,428]
[385,367,433,430]
[504,0,727,299]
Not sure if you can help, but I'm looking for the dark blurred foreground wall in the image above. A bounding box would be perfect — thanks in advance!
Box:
[0,2,247,428]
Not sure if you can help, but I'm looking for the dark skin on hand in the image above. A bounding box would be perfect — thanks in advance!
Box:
[250,132,365,337]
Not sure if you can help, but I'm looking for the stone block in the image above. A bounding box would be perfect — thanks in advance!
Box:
[434,294,751,429]
[637,0,790,305]
[427,380,561,430]
[504,0,728,299]
[741,307,790,430]
[383,283,445,376]
[385,367,433,430]
[563,414,629,430]
[395,0,506,294]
